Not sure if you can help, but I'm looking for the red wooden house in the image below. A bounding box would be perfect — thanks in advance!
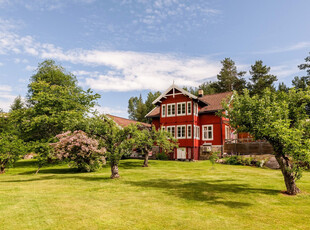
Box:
[145,84,235,160]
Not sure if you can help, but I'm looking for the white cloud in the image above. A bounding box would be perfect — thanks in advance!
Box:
[270,63,302,79]
[0,85,12,91]
[254,42,310,55]
[0,23,222,92]
[0,85,15,112]
[25,65,36,71]
[93,105,127,117]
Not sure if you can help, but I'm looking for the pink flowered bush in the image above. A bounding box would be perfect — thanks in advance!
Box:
[51,130,106,172]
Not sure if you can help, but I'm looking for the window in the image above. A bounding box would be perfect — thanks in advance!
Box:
[202,125,213,140]
[194,103,198,116]
[187,101,192,115]
[167,126,175,138]
[194,125,200,139]
[177,102,186,115]
[225,126,231,140]
[161,126,165,131]
[187,125,192,138]
[167,103,175,116]
[177,125,186,139]
[162,104,166,117]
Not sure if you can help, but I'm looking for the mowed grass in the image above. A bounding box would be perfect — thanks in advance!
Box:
[1,160,310,230]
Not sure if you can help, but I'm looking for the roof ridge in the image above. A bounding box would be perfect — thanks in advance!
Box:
[107,114,151,126]
[202,91,233,97]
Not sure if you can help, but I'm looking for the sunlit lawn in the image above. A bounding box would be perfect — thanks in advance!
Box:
[1,159,310,230]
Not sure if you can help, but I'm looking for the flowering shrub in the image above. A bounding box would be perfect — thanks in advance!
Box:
[51,130,106,172]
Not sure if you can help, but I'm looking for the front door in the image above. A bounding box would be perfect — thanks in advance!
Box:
[177,148,186,159]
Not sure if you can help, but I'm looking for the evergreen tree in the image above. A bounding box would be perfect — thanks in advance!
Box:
[248,60,277,96]
[128,91,160,123]
[214,58,246,93]
[278,82,289,93]
[10,95,24,111]
[292,52,310,90]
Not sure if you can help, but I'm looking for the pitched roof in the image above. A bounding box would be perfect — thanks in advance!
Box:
[145,106,160,118]
[199,91,233,113]
[152,84,200,105]
[106,114,151,128]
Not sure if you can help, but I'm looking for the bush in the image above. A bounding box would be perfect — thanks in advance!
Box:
[51,130,106,172]
[0,133,26,174]
[156,152,169,160]
[222,155,264,167]
[209,151,219,165]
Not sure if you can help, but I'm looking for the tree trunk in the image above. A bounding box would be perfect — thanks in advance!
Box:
[110,164,120,179]
[143,152,149,167]
[0,166,5,174]
[35,167,41,175]
[275,154,300,195]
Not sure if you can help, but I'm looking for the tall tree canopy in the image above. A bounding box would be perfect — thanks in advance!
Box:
[248,60,277,96]
[214,58,246,93]
[292,52,310,90]
[224,88,310,195]
[128,91,161,123]
[14,60,100,142]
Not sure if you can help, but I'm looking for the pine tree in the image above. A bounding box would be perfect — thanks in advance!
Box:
[248,60,277,96]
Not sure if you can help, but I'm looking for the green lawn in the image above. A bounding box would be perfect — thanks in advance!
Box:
[1,159,310,230]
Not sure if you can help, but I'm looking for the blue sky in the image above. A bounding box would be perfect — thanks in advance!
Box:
[0,0,310,117]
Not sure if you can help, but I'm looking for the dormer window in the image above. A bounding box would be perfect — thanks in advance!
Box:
[177,102,186,115]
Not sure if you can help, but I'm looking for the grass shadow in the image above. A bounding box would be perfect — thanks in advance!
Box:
[119,160,159,169]
[126,178,280,208]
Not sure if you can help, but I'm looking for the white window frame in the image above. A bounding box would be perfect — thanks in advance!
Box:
[194,125,200,140]
[167,126,175,138]
[167,103,176,117]
[194,103,198,116]
[161,126,165,132]
[187,101,192,115]
[225,126,231,140]
[177,125,186,139]
[187,124,192,139]
[202,125,213,141]
[161,104,166,117]
[177,102,186,116]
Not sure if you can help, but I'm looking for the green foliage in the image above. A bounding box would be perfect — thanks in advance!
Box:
[0,133,26,173]
[214,58,246,93]
[223,88,310,194]
[155,152,169,160]
[209,151,219,165]
[16,59,100,142]
[84,115,134,175]
[247,60,277,96]
[129,125,178,166]
[0,110,27,173]
[183,81,218,96]
[128,91,161,123]
[10,95,24,112]
[221,156,263,167]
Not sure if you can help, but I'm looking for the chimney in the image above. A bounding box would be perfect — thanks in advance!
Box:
[198,89,204,97]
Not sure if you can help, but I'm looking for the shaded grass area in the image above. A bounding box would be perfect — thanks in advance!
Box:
[1,159,310,230]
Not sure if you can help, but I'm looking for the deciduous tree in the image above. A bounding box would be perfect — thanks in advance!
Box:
[223,88,310,195]
[129,126,178,167]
